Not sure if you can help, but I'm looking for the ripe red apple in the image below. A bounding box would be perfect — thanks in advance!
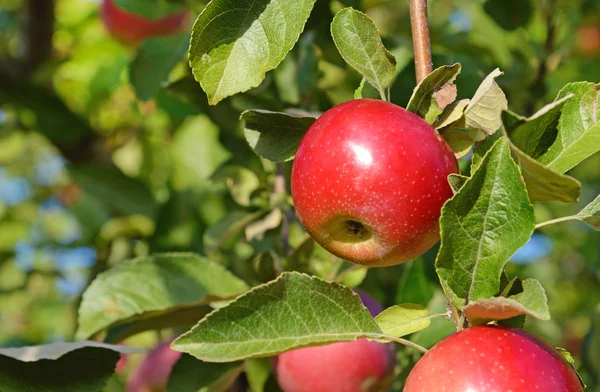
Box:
[126,339,181,392]
[404,325,583,392]
[275,291,394,392]
[291,99,458,267]
[100,0,190,46]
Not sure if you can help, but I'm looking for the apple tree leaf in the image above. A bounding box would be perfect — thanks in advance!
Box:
[172,272,384,362]
[354,78,381,100]
[463,279,550,325]
[538,82,600,173]
[435,99,470,129]
[504,95,572,160]
[245,358,271,392]
[204,211,267,254]
[0,342,140,392]
[76,253,249,339]
[447,173,469,194]
[331,7,396,99]
[407,63,461,124]
[129,33,190,101]
[189,0,317,105]
[166,355,243,392]
[241,109,317,162]
[450,68,507,138]
[436,137,535,310]
[537,194,600,230]
[212,165,261,207]
[374,304,431,338]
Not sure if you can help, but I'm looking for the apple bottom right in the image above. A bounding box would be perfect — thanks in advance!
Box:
[403,325,584,392]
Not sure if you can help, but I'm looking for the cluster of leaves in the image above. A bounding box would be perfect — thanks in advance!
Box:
[1,0,600,391]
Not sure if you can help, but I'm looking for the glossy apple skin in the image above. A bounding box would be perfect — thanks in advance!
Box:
[101,0,189,46]
[404,325,583,392]
[291,99,458,267]
[126,339,181,392]
[275,292,394,392]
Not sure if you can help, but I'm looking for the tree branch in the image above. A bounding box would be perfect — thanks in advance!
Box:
[409,0,433,83]
[22,0,56,74]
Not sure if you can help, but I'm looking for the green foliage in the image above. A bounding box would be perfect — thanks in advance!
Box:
[188,0,317,105]
[166,355,243,392]
[407,64,461,124]
[172,272,383,362]
[331,8,397,99]
[76,253,248,339]
[374,304,432,338]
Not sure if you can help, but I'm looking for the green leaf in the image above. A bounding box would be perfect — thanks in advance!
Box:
[447,173,469,194]
[435,98,470,129]
[245,358,272,392]
[212,165,261,207]
[172,272,383,362]
[451,68,507,137]
[395,259,436,307]
[245,208,282,241]
[0,342,139,392]
[443,128,474,158]
[509,143,581,203]
[354,78,381,100]
[130,33,190,101]
[189,0,317,105]
[166,355,243,392]
[171,115,231,191]
[538,82,600,173]
[576,194,600,230]
[204,211,266,254]
[375,304,431,338]
[241,110,317,162]
[76,253,249,339]
[331,7,396,99]
[504,95,572,160]
[114,0,185,20]
[463,279,550,325]
[436,137,535,309]
[407,63,461,124]
[70,164,157,218]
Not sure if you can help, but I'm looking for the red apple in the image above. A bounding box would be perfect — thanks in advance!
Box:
[100,0,190,46]
[126,339,181,392]
[404,325,583,392]
[576,25,600,57]
[275,291,394,392]
[291,99,458,267]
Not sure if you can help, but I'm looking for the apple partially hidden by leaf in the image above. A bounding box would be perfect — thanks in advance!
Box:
[291,99,458,267]
[404,325,584,392]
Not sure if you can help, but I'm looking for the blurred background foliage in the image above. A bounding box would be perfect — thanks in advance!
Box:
[0,0,599,389]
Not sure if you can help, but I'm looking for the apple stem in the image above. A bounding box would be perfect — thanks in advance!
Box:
[382,335,428,354]
[409,0,433,83]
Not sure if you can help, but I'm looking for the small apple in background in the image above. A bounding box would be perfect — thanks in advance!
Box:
[575,24,600,57]
[126,339,181,392]
[404,325,584,392]
[100,0,190,46]
[275,291,395,392]
[291,99,458,267]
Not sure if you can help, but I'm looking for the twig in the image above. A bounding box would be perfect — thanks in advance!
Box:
[382,335,429,354]
[275,163,291,256]
[22,0,55,74]
[409,0,433,83]
[535,216,577,229]
[446,299,462,331]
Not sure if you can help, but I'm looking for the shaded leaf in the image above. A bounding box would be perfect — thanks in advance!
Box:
[76,253,248,339]
[331,7,396,98]
[395,259,436,307]
[189,0,317,105]
[245,358,272,392]
[204,211,266,254]
[447,173,469,194]
[212,165,261,207]
[483,0,533,31]
[407,63,461,124]
[241,110,317,162]
[435,99,470,129]
[172,272,383,362]
[245,208,283,241]
[375,304,431,338]
[436,137,535,309]
[166,355,243,392]
[354,78,381,100]
[130,33,190,101]
[463,279,550,324]
[0,342,138,392]
[539,82,600,173]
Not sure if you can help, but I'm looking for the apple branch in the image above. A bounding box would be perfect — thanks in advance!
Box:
[409,0,433,83]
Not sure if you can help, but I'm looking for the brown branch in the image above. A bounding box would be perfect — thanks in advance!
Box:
[409,0,433,83]
[22,0,56,75]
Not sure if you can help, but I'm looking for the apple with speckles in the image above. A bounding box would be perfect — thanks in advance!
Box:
[275,291,395,392]
[404,325,584,392]
[101,0,189,46]
[291,99,458,267]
